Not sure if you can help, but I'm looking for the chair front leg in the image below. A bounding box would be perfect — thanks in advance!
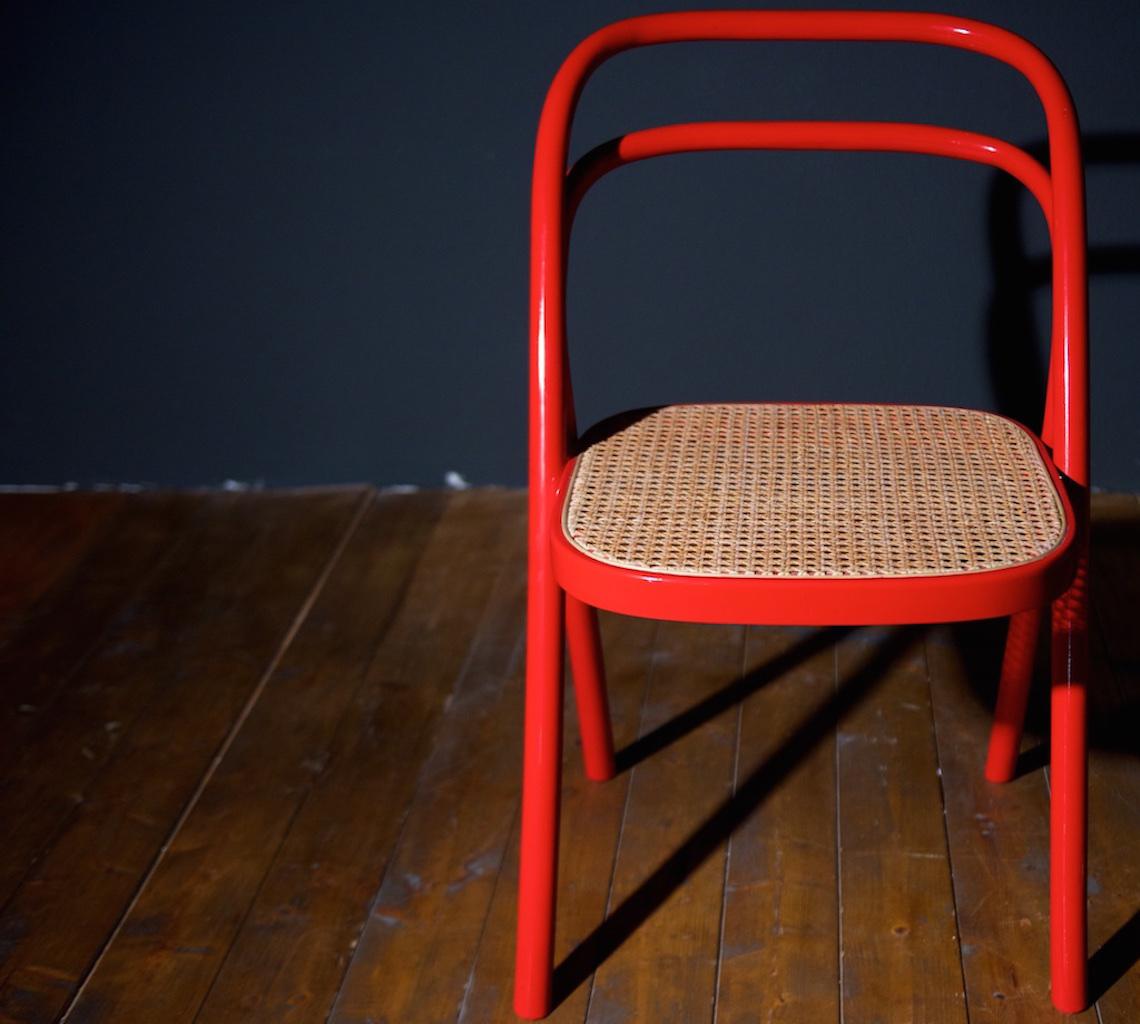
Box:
[986,607,1042,783]
[515,568,565,1020]
[1049,550,1089,1014]
[566,596,615,781]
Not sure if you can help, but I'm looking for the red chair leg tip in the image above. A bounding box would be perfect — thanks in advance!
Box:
[984,763,1015,784]
[514,992,551,1020]
[1051,990,1088,1015]
[583,752,616,782]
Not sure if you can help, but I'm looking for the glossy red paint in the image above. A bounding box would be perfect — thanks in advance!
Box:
[986,607,1043,783]
[567,121,1055,227]
[519,11,1089,1019]
[564,594,615,781]
[1050,532,1090,1013]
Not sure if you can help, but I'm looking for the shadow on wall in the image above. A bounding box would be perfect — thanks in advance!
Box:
[986,132,1140,432]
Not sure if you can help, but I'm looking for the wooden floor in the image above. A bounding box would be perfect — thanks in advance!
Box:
[0,488,1138,1023]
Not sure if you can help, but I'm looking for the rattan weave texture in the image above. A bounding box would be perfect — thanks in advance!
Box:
[563,404,1066,579]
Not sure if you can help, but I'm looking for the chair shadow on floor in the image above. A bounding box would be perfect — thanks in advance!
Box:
[552,624,923,1005]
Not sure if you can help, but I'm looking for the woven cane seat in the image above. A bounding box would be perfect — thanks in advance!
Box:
[563,403,1066,579]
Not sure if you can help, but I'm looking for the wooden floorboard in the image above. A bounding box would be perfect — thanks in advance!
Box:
[64,490,444,1023]
[0,493,122,625]
[714,626,840,1024]
[0,488,1136,1023]
[584,622,745,1022]
[180,489,457,1024]
[456,612,658,1024]
[192,489,518,1024]
[0,495,193,778]
[326,491,528,1023]
[0,492,323,913]
[926,622,1096,1023]
[0,489,364,1023]
[1085,493,1140,1024]
[836,628,967,1024]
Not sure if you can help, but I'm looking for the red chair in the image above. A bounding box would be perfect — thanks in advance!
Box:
[517,11,1088,1019]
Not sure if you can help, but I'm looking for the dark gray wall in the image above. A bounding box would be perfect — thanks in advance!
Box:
[3,1,1138,489]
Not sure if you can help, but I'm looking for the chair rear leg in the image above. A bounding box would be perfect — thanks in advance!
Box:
[1049,552,1089,1014]
[566,596,615,781]
[985,608,1042,782]
[515,573,565,1020]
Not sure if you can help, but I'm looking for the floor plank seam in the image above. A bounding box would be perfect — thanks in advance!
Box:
[582,621,661,1023]
[253,499,475,1024]
[456,780,523,1024]
[56,488,374,1023]
[0,499,194,797]
[324,650,468,1013]
[834,642,845,1024]
[0,498,233,908]
[5,490,1134,1021]
[323,687,432,1018]
[189,773,318,1024]
[326,507,525,1021]
[0,502,188,921]
[1090,593,1117,1024]
[710,630,747,1024]
[922,634,974,1022]
[451,627,529,1024]
[194,495,449,1024]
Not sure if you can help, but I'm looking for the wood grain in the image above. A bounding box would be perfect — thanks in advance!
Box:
[926,623,1096,1022]
[584,622,745,1023]
[714,626,840,1024]
[0,492,122,623]
[456,611,658,1024]
[0,495,191,782]
[836,627,967,1024]
[195,489,522,1024]
[0,493,251,913]
[0,489,1137,1022]
[60,491,446,1023]
[1085,493,1140,1023]
[0,490,364,1024]
[322,493,529,1023]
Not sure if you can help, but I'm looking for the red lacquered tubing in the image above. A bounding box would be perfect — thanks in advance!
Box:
[516,571,564,1019]
[531,13,1088,526]
[522,12,1089,1019]
[1050,531,1089,1013]
[568,121,1054,229]
[565,596,615,781]
[549,419,1077,628]
[985,607,1042,782]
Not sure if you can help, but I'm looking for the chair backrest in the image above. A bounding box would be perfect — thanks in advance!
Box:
[528,11,1088,528]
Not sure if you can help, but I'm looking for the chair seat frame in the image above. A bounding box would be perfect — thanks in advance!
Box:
[552,406,1079,625]
[518,11,1089,1019]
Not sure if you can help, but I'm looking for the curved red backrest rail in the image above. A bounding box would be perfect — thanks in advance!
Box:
[565,122,1054,228]
[529,10,1088,514]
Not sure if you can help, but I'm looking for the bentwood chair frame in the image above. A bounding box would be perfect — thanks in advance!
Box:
[517,10,1089,1019]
